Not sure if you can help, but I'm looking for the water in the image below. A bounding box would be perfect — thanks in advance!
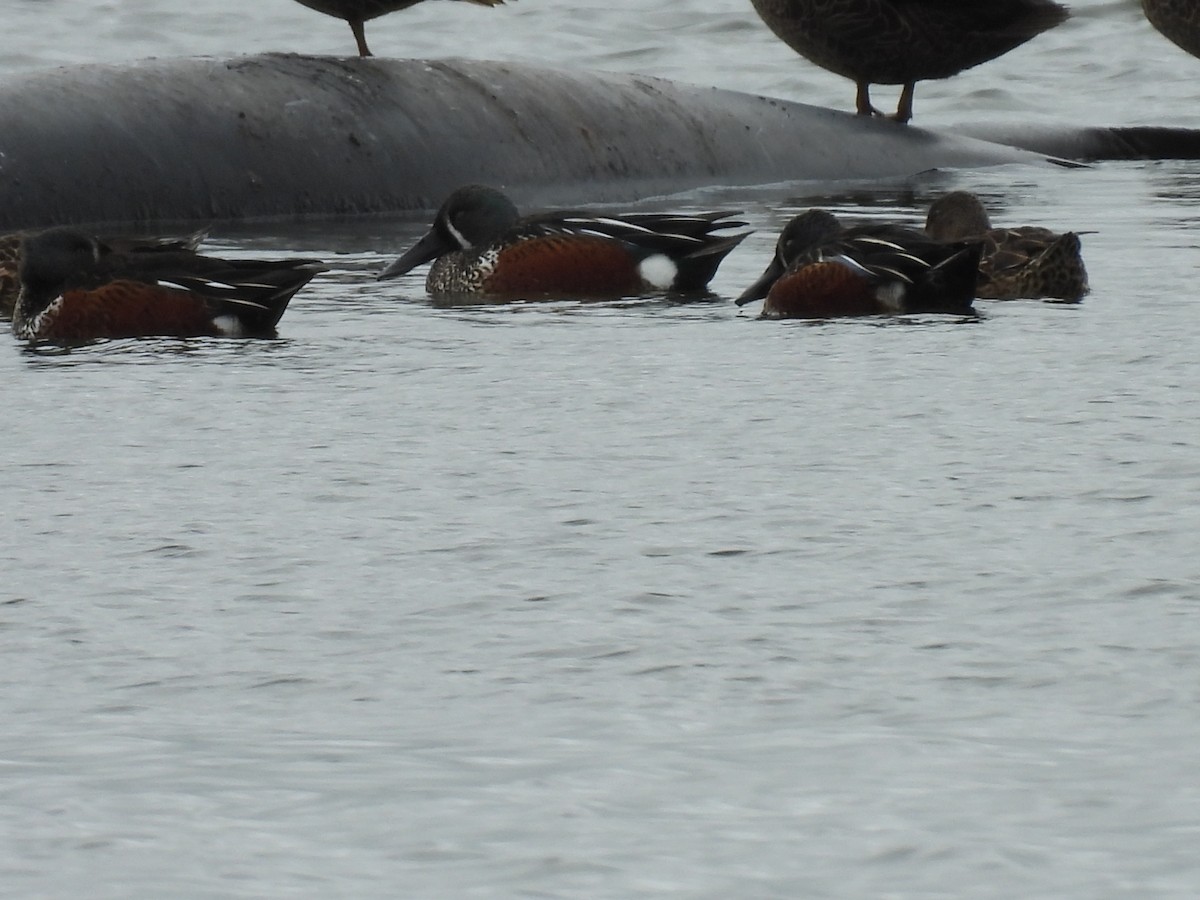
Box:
[3,1,1200,897]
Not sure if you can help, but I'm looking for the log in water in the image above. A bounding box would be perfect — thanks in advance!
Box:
[0,53,1059,230]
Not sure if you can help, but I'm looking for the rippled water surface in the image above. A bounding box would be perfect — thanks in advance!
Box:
[3,1,1200,897]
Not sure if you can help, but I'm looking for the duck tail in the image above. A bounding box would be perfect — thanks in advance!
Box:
[672,232,751,292]
[218,261,329,332]
[1026,232,1090,302]
[919,242,983,313]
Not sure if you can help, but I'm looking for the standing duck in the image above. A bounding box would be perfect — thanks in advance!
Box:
[292,0,508,57]
[377,184,749,300]
[13,228,326,343]
[925,191,1089,302]
[1141,0,1200,59]
[736,209,981,318]
[748,0,1070,123]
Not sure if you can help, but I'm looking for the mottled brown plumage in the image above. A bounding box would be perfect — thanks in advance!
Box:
[749,0,1069,122]
[1142,0,1200,59]
[292,0,508,57]
[925,191,1089,302]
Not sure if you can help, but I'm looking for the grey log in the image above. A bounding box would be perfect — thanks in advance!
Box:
[2,54,1183,231]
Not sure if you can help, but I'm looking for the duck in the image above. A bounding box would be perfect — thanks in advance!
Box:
[13,227,326,343]
[291,0,508,57]
[1141,0,1200,59]
[924,190,1089,302]
[736,209,981,318]
[377,184,749,300]
[748,0,1069,123]
[1,228,207,320]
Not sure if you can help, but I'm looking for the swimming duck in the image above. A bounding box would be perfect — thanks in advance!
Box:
[1,229,207,320]
[736,209,981,318]
[377,184,749,300]
[292,0,507,57]
[1141,0,1200,59]
[748,0,1069,123]
[924,191,1089,302]
[13,228,326,343]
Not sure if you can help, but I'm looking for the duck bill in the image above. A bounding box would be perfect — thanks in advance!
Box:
[377,229,452,281]
[735,256,785,306]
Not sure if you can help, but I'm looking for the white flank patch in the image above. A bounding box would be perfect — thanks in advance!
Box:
[875,282,907,313]
[638,254,677,290]
[211,315,244,337]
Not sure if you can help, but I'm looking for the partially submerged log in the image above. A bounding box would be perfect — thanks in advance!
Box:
[0,54,1059,230]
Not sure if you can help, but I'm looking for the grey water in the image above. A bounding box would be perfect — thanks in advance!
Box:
[3,0,1200,897]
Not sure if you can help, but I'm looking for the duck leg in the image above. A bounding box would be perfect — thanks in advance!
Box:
[892,82,916,124]
[855,81,882,117]
[349,18,372,56]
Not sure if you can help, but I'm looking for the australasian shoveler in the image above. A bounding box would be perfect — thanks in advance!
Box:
[291,0,508,57]
[13,228,327,344]
[736,209,981,318]
[1,228,207,320]
[924,191,1089,302]
[1141,0,1200,60]
[748,0,1069,123]
[377,184,749,301]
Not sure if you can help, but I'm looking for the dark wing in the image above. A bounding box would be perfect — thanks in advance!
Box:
[96,250,327,331]
[517,211,746,257]
[824,224,981,312]
[818,224,950,282]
